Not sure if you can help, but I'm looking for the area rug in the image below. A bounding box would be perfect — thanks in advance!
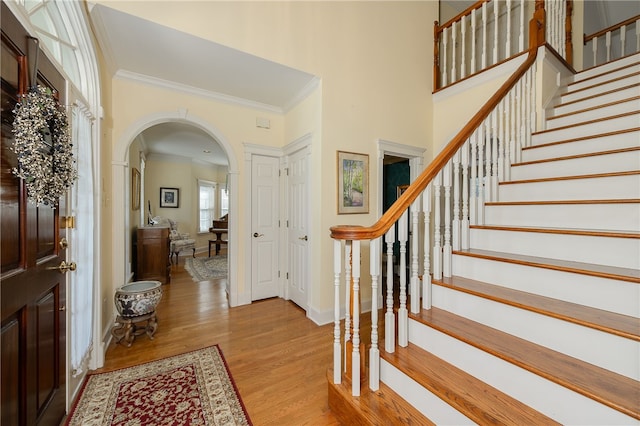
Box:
[65,345,251,425]
[185,256,228,281]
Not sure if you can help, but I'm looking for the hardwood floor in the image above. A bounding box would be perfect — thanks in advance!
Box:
[96,252,340,425]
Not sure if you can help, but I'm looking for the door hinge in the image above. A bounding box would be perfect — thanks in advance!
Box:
[61,216,76,229]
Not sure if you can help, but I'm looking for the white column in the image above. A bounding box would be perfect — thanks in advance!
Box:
[385,226,396,353]
[333,239,342,384]
[397,211,408,347]
[369,237,380,391]
[410,197,421,314]
[433,172,443,280]
[422,184,432,309]
[351,240,361,396]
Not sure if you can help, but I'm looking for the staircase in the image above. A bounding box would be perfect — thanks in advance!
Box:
[329,54,640,425]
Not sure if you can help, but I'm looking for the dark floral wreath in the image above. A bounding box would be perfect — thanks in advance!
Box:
[11,85,77,206]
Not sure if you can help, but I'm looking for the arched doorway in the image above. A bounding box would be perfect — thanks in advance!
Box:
[111,111,240,320]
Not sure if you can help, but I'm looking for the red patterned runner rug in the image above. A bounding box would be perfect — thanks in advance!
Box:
[65,345,251,425]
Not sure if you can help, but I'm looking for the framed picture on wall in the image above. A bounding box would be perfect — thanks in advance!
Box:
[160,187,179,208]
[337,151,369,214]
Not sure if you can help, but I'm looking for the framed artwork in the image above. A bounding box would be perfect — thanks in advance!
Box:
[160,187,179,208]
[337,151,369,214]
[131,168,141,210]
[397,184,409,199]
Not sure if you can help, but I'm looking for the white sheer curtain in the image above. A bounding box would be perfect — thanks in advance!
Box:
[70,101,95,375]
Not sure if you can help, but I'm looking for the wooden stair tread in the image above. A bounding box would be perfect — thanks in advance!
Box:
[452,248,640,283]
[433,275,640,341]
[523,127,640,151]
[532,110,640,136]
[562,71,640,98]
[485,198,640,206]
[327,369,433,426]
[410,308,640,420]
[469,224,640,239]
[569,60,640,89]
[553,82,640,109]
[380,342,560,425]
[512,146,640,167]
[548,95,640,122]
[499,169,640,184]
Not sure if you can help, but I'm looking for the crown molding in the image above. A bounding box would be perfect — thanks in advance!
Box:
[115,69,284,114]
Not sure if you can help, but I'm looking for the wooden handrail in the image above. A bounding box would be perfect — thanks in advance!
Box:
[584,15,640,45]
[330,4,546,241]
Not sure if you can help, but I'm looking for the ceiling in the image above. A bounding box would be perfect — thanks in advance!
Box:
[89,2,639,167]
[88,3,317,166]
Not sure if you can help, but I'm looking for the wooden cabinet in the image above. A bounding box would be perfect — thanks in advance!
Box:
[136,226,171,284]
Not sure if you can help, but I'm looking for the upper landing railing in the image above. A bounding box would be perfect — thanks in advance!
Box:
[434,0,572,91]
[584,14,640,69]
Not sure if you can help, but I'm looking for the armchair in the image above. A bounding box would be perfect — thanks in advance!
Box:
[153,217,196,264]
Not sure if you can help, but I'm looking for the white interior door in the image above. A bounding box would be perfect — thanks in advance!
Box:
[287,148,309,309]
[251,155,280,301]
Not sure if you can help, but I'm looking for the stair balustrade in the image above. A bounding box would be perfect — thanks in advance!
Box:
[434,0,572,91]
[331,1,547,397]
[584,15,640,69]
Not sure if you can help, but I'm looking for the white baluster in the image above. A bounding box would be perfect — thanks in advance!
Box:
[433,172,442,280]
[477,127,485,225]
[351,240,361,396]
[422,184,432,309]
[636,20,640,52]
[621,25,626,57]
[384,226,395,353]
[515,78,522,163]
[452,151,461,251]
[493,0,499,65]
[482,2,487,69]
[461,15,467,78]
[509,89,516,167]
[498,99,505,182]
[451,21,457,84]
[506,0,512,57]
[333,239,342,384]
[491,110,499,201]
[461,141,470,250]
[592,36,598,67]
[471,8,477,74]
[442,27,449,87]
[398,211,408,347]
[518,0,524,52]
[483,119,492,204]
[519,78,526,161]
[469,131,478,225]
[443,161,452,278]
[606,31,611,63]
[503,96,511,181]
[524,67,531,148]
[369,237,380,391]
[410,197,421,314]
[343,241,351,369]
[528,67,536,147]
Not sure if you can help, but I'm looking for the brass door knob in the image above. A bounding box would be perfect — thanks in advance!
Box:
[46,260,77,273]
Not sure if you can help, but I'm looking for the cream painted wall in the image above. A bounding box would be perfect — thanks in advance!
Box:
[98,1,437,322]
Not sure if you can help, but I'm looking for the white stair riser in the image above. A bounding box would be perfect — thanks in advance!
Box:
[552,85,640,116]
[469,228,640,269]
[546,98,640,130]
[407,320,639,425]
[532,114,640,145]
[484,202,640,231]
[510,150,640,180]
[431,285,640,379]
[451,254,640,317]
[521,131,640,162]
[498,174,640,201]
[379,360,474,425]
[560,74,640,104]
[568,63,640,92]
[572,53,640,82]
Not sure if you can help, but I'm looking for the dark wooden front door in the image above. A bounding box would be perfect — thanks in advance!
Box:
[1,3,68,424]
